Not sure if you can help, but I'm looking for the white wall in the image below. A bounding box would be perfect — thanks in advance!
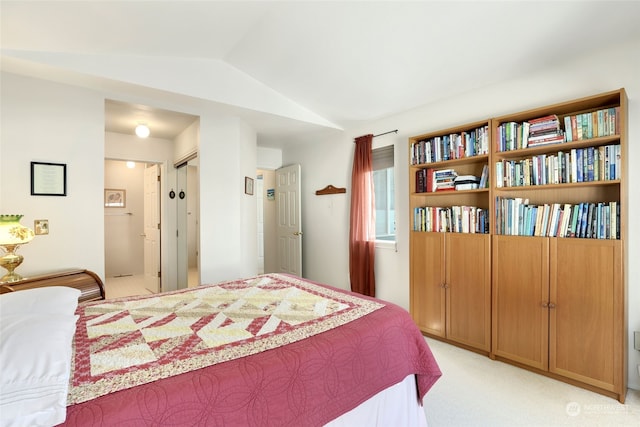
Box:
[240,120,258,279]
[0,73,105,277]
[198,114,257,284]
[1,71,258,293]
[257,146,283,170]
[283,40,640,390]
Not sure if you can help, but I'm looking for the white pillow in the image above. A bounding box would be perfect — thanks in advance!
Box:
[0,313,78,427]
[0,286,81,316]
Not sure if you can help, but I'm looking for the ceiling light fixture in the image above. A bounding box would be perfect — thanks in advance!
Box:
[135,124,150,138]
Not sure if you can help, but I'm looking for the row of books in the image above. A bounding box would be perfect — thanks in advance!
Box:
[496,107,621,153]
[495,144,621,187]
[497,115,564,152]
[564,107,620,142]
[416,168,457,193]
[413,205,489,233]
[416,166,489,193]
[495,197,619,239]
[410,125,489,165]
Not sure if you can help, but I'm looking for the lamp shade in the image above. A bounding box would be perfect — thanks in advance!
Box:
[0,215,34,245]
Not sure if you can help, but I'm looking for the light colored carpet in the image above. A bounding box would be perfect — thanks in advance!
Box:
[423,337,640,427]
[104,274,153,299]
[104,269,199,299]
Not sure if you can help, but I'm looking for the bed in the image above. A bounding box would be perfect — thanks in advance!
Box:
[0,273,441,427]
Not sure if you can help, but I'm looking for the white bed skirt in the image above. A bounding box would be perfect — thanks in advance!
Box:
[325,374,428,427]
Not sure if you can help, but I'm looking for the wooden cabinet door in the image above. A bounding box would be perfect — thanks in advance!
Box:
[492,235,549,370]
[410,232,445,337]
[549,238,623,394]
[446,233,491,351]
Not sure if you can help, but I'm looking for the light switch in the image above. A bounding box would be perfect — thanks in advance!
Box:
[635,331,640,351]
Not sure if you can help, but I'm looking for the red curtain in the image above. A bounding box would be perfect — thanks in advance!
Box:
[349,134,376,297]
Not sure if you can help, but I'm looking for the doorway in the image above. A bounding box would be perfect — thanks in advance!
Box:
[104,159,160,298]
[176,156,199,289]
[104,99,200,298]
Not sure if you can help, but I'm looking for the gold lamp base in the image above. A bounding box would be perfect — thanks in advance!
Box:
[0,245,25,283]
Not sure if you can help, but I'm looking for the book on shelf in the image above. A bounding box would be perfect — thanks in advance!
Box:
[578,203,588,238]
[610,201,617,240]
[454,175,481,191]
[567,204,578,237]
[564,116,573,142]
[527,134,565,147]
[528,114,560,125]
[586,147,595,182]
[416,169,426,193]
[559,203,572,238]
[478,164,489,188]
[433,169,457,192]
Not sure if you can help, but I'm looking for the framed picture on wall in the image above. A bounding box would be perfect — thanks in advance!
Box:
[245,177,254,195]
[104,188,126,208]
[30,161,67,196]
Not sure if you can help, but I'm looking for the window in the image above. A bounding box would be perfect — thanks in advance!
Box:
[372,145,395,242]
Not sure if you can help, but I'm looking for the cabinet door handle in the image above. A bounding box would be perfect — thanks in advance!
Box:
[548,303,556,309]
[541,302,549,308]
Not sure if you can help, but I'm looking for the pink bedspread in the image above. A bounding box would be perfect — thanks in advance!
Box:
[61,275,441,426]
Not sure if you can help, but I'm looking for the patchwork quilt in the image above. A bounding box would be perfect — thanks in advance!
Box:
[68,274,384,404]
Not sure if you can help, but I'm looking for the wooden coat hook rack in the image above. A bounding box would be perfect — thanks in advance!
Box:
[315,185,346,195]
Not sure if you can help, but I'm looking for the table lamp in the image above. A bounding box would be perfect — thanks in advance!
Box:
[0,215,35,282]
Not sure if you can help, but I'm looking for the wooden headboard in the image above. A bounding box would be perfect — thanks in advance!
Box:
[0,269,105,303]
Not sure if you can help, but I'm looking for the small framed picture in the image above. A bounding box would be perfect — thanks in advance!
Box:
[34,219,49,235]
[104,188,126,208]
[31,161,67,196]
[245,177,254,195]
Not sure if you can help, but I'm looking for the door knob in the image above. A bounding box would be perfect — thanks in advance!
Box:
[293,231,303,236]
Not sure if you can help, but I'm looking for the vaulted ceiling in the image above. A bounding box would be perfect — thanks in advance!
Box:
[2,1,640,147]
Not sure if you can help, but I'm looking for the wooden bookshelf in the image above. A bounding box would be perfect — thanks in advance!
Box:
[409,89,627,402]
[409,120,492,353]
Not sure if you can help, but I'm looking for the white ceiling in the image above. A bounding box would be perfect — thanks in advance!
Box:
[2,1,640,146]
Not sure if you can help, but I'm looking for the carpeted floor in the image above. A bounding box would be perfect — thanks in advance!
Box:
[422,337,640,427]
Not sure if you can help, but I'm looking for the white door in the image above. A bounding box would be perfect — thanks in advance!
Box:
[143,164,160,293]
[276,164,302,276]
